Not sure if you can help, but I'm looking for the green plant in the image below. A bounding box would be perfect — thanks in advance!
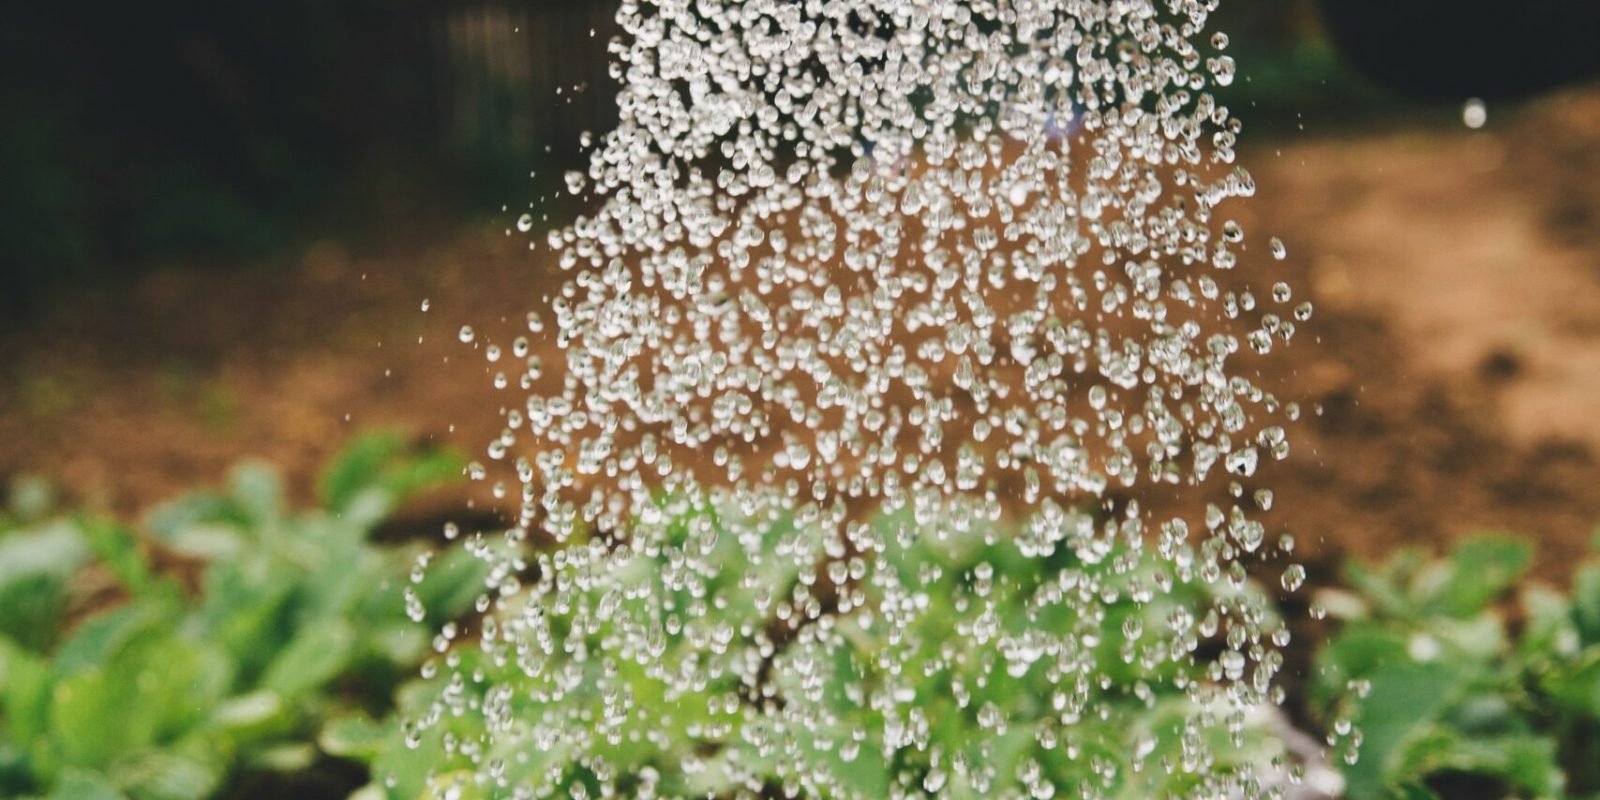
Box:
[338,500,1289,799]
[25,435,1600,800]
[1312,533,1600,799]
[0,433,486,800]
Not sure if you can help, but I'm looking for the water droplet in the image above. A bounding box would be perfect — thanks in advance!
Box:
[1281,563,1306,592]
[1269,237,1287,260]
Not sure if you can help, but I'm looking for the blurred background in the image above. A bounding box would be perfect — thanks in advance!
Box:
[3,0,1600,573]
[5,2,1600,798]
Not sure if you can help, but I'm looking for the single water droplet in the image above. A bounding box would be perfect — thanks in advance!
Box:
[1281,563,1306,592]
[1269,237,1287,260]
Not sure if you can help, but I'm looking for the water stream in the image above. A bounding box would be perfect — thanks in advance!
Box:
[408,2,1329,797]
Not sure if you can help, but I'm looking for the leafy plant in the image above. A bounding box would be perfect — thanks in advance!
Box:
[1312,533,1600,799]
[13,433,1599,800]
[0,433,485,800]
[339,500,1290,799]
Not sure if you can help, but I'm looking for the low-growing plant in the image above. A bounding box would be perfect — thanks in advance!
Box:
[10,436,1600,800]
[337,499,1291,799]
[0,433,486,800]
[1311,532,1600,799]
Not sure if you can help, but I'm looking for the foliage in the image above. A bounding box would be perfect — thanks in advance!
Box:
[8,435,1600,800]
[339,501,1287,799]
[0,433,484,800]
[1312,533,1600,799]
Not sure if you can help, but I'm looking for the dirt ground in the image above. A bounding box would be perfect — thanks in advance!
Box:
[4,86,1600,582]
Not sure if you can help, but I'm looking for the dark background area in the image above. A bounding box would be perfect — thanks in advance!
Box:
[0,0,619,314]
[4,0,1600,318]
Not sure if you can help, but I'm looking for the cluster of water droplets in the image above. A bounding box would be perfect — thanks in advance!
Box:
[409,1,1326,797]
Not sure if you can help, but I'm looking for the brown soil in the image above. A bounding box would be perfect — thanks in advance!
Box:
[3,87,1600,580]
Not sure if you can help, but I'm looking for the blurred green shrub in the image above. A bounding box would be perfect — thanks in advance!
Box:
[0,433,484,800]
[1312,533,1600,799]
[7,434,1600,800]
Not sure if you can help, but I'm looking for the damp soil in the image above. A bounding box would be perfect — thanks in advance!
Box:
[4,88,1600,590]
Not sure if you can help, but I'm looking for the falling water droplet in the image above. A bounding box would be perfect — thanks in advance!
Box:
[1269,237,1288,260]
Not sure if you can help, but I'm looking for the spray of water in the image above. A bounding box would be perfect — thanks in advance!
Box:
[407,2,1326,797]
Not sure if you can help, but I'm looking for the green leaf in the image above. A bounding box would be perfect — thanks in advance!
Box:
[50,667,160,769]
[53,603,168,676]
[50,633,228,771]
[367,623,427,665]
[194,560,297,677]
[1519,584,1577,659]
[1388,783,1442,800]
[1427,535,1532,618]
[259,619,355,701]
[1541,649,1600,717]
[80,521,159,599]
[1309,626,1407,715]
[1392,727,1562,799]
[108,750,222,800]
[208,691,287,740]
[1431,613,1507,661]
[0,635,54,745]
[227,462,284,528]
[318,432,462,522]
[409,547,489,625]
[347,784,387,800]
[144,493,240,546]
[246,743,316,773]
[0,573,72,653]
[0,520,89,586]
[1574,565,1600,646]
[0,522,91,651]
[299,541,385,626]
[1340,661,1464,800]
[46,768,127,800]
[318,715,391,759]
[152,524,246,561]
[319,433,407,513]
[1342,549,1426,620]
